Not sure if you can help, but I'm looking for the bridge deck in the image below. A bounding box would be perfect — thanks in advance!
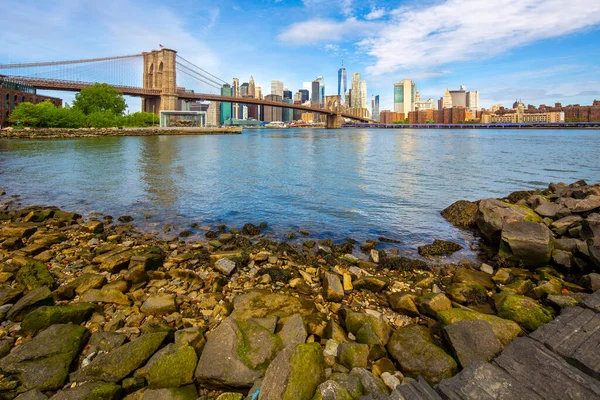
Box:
[393,290,600,399]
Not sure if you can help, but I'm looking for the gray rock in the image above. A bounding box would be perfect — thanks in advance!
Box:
[214,258,236,275]
[230,291,316,321]
[0,324,89,391]
[475,199,541,244]
[480,263,494,275]
[88,331,127,353]
[7,286,53,322]
[195,318,281,389]
[277,314,307,348]
[21,303,95,336]
[313,380,353,400]
[389,293,420,317]
[435,361,542,400]
[349,367,389,399]
[550,215,583,236]
[443,320,503,368]
[174,327,206,357]
[141,292,178,316]
[338,343,369,369]
[15,390,48,400]
[500,221,552,268]
[323,272,345,302]
[582,213,600,240]
[140,385,198,400]
[584,273,600,291]
[79,289,130,305]
[352,276,389,293]
[49,381,121,400]
[390,376,442,400]
[330,373,363,399]
[588,237,600,269]
[560,195,600,213]
[534,202,569,219]
[70,332,167,383]
[259,343,325,400]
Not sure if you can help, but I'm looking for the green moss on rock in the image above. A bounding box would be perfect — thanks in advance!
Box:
[496,294,554,332]
[283,343,326,400]
[437,308,522,346]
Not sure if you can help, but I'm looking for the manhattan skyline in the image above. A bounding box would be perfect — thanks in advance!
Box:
[2,0,600,111]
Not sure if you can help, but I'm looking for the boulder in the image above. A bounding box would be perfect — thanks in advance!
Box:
[418,240,463,256]
[534,202,569,219]
[323,273,344,302]
[453,268,495,290]
[15,390,47,400]
[141,293,178,316]
[387,325,456,384]
[345,311,391,346]
[79,289,130,305]
[49,381,120,400]
[7,286,53,322]
[195,318,282,388]
[70,332,167,383]
[443,320,503,368]
[418,293,452,317]
[53,273,106,300]
[550,215,582,236]
[0,324,89,391]
[349,367,390,399]
[582,213,600,240]
[441,200,478,229]
[174,327,206,357]
[139,385,198,400]
[330,373,363,399]
[589,238,600,269]
[338,343,369,369]
[496,294,554,331]
[0,223,37,239]
[312,380,353,400]
[277,314,307,348]
[388,293,419,317]
[214,258,236,276]
[230,291,316,321]
[21,303,95,336]
[92,248,134,273]
[500,222,553,268]
[16,260,55,291]
[141,343,197,389]
[259,343,325,400]
[560,195,600,213]
[352,276,389,293]
[437,308,522,346]
[475,199,541,244]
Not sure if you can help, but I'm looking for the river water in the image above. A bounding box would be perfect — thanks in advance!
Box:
[1,128,598,257]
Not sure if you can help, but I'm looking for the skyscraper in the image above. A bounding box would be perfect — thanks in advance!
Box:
[373,95,380,122]
[394,80,416,115]
[467,90,480,111]
[351,73,361,109]
[338,59,347,104]
[240,82,249,97]
[311,80,320,107]
[450,85,467,108]
[316,77,325,107]
[360,80,367,115]
[442,89,453,109]
[271,80,284,98]
[283,89,293,100]
[299,89,309,103]
[220,84,232,125]
[302,82,312,101]
[256,86,262,100]
[248,76,255,98]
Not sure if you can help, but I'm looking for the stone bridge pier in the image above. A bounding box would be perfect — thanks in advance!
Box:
[326,114,343,129]
[325,95,343,129]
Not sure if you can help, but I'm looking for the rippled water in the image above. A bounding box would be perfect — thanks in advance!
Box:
[1,128,598,256]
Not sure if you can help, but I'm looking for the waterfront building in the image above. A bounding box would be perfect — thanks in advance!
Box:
[256,86,262,100]
[263,94,283,122]
[351,73,361,109]
[299,89,309,102]
[311,80,320,107]
[449,86,467,108]
[380,110,405,124]
[283,89,293,100]
[360,81,367,114]
[270,80,284,98]
[240,82,249,98]
[338,60,347,104]
[220,83,232,125]
[0,76,62,128]
[481,110,565,124]
[248,76,256,98]
[372,95,380,122]
[282,98,293,123]
[346,90,351,107]
[442,89,453,109]
[294,92,302,102]
[232,78,240,119]
[316,76,325,107]
[301,112,317,123]
[394,79,416,115]
[415,98,436,111]
[467,90,480,111]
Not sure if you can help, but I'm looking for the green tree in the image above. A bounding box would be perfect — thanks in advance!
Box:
[72,83,127,116]
[121,112,158,127]
[86,110,120,128]
[9,102,40,126]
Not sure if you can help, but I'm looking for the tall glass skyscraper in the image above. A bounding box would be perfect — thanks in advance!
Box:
[316,76,325,107]
[338,60,347,104]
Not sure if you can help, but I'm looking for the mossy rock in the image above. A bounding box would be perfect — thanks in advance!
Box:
[339,343,369,369]
[312,380,353,400]
[16,260,55,291]
[437,308,522,346]
[418,240,463,257]
[143,343,198,389]
[345,311,391,345]
[496,294,554,332]
[441,200,478,229]
[50,381,121,400]
[21,303,95,335]
[235,319,282,373]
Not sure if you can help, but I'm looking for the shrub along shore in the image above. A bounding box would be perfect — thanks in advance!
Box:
[0,127,242,139]
[0,180,598,399]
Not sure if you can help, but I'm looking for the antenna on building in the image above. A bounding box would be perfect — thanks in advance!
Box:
[341,56,344,67]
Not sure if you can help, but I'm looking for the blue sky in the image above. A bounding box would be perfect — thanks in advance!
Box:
[2,0,600,111]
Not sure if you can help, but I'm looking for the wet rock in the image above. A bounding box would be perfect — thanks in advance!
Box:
[453,268,495,290]
[437,308,522,346]
[80,289,130,305]
[92,247,134,273]
[496,294,554,331]
[118,215,133,223]
[323,272,344,302]
[53,273,106,300]
[50,381,121,400]
[339,343,369,369]
[312,380,353,400]
[214,258,237,276]
[141,293,177,316]
[379,256,428,272]
[443,319,503,368]
[441,200,478,229]
[445,283,488,306]
[0,324,89,391]
[21,303,95,336]
[500,222,553,268]
[475,199,542,244]
[16,260,56,291]
[388,293,420,317]
[352,276,389,293]
[195,318,281,389]
[141,343,197,389]
[0,223,38,239]
[418,293,452,317]
[7,286,53,322]
[259,342,325,400]
[81,220,104,234]
[230,291,316,321]
[387,325,457,385]
[418,240,463,256]
[242,223,261,236]
[70,332,167,383]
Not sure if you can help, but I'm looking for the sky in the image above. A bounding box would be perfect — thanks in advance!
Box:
[2,0,600,112]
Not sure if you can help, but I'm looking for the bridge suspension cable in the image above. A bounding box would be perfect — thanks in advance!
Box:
[176,55,227,85]
[175,62,222,89]
[0,54,143,69]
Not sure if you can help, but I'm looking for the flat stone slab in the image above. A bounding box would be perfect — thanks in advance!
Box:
[391,376,442,400]
[581,290,600,313]
[435,361,542,400]
[530,306,600,379]
[493,337,600,400]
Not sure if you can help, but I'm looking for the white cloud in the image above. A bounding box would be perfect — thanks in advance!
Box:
[365,8,385,20]
[282,0,600,76]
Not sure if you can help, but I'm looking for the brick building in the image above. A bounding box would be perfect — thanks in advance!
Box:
[408,107,467,124]
[379,110,405,124]
[1,76,62,127]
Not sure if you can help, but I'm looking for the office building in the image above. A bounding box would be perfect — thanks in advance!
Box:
[360,81,367,114]
[351,73,361,109]
[256,86,262,100]
[467,91,480,111]
[263,94,283,122]
[372,95,380,122]
[248,76,256,98]
[316,77,325,107]
[338,60,347,104]
[283,89,293,100]
[394,79,416,115]
[271,80,284,98]
[299,89,309,102]
[220,83,233,125]
[380,110,405,124]
[449,85,467,108]
[442,89,453,109]
[311,80,320,107]
[240,82,249,97]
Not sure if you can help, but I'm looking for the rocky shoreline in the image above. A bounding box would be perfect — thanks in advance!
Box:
[0,127,242,139]
[0,180,598,399]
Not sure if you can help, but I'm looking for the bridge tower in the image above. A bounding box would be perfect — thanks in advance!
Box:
[325,95,343,129]
[142,48,178,113]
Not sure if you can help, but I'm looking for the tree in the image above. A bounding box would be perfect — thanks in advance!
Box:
[72,83,127,116]
[86,111,120,128]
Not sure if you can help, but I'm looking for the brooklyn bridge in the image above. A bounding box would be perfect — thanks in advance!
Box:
[0,48,371,129]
